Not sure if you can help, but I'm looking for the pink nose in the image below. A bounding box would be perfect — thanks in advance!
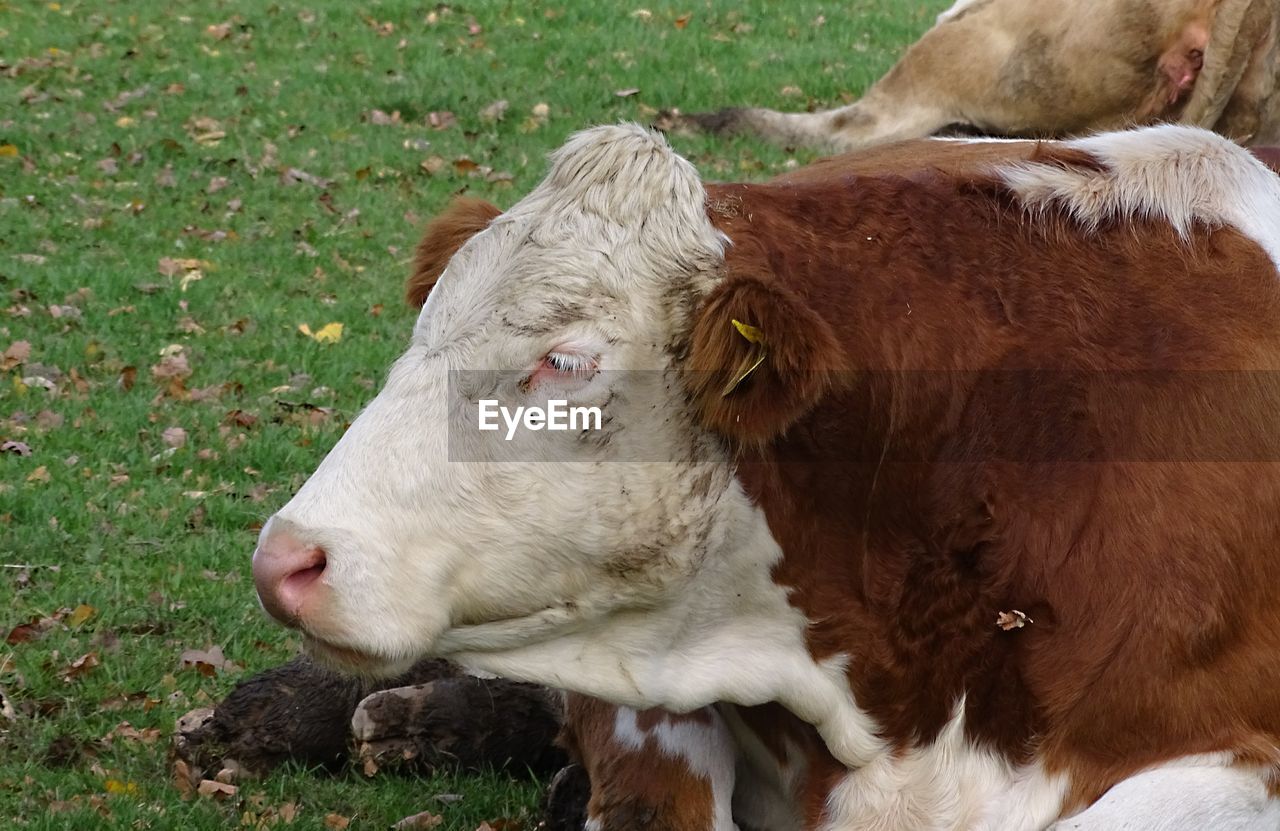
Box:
[252,527,327,627]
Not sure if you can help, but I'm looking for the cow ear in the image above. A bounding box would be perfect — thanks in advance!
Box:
[685,271,847,444]
[405,197,503,307]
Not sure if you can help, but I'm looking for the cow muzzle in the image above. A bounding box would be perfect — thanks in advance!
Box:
[252,519,328,627]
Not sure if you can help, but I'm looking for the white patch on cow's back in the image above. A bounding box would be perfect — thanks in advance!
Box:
[998,125,1280,271]
[1050,754,1280,830]
[613,706,739,831]
[818,700,1066,831]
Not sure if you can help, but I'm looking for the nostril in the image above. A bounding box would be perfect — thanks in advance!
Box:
[253,531,329,626]
[283,554,327,597]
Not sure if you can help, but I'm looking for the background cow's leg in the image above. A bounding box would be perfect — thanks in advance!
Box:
[662,0,1223,152]
[1048,760,1280,830]
[561,695,739,831]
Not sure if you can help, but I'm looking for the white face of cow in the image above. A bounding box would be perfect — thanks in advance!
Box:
[254,125,751,680]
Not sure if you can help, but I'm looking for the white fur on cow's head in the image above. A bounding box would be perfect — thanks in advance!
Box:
[255,125,891,767]
[263,126,730,658]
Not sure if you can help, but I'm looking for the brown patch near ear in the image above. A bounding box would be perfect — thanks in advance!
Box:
[686,271,847,444]
[405,197,503,307]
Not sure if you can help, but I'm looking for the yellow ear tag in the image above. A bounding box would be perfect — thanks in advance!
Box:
[722,319,768,397]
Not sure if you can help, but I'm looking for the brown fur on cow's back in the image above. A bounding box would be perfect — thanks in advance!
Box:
[701,149,1280,810]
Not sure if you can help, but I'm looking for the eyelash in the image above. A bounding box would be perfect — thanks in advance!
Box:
[545,351,596,376]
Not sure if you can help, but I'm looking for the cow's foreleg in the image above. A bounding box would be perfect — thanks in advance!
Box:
[561,695,739,831]
[1049,760,1280,830]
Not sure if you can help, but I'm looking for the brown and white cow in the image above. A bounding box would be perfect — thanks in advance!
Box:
[664,0,1280,151]
[253,124,1280,829]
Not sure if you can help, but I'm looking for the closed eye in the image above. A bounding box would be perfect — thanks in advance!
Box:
[524,349,599,391]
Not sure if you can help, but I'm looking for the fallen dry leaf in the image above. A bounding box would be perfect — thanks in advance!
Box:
[196,779,237,800]
[179,645,241,676]
[1,440,31,457]
[614,87,640,97]
[479,99,509,122]
[298,322,343,343]
[161,427,187,449]
[324,814,351,830]
[1,340,31,370]
[104,779,139,795]
[393,811,444,830]
[173,759,196,797]
[367,109,401,126]
[61,651,100,682]
[68,604,96,627]
[157,257,212,277]
[281,167,331,188]
[427,111,456,130]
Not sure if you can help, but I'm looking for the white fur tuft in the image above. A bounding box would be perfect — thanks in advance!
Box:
[999,125,1280,270]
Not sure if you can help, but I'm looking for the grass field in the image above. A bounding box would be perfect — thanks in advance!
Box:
[0,1,948,828]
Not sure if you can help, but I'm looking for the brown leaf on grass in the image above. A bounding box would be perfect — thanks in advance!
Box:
[324,814,351,830]
[393,811,444,830]
[426,111,456,130]
[420,155,446,175]
[196,779,237,800]
[179,645,241,676]
[452,157,479,173]
[162,427,187,448]
[185,115,226,146]
[151,352,191,399]
[205,22,232,40]
[6,621,42,644]
[157,257,211,277]
[68,603,95,627]
[479,99,509,122]
[366,109,401,126]
[101,721,161,745]
[26,465,50,483]
[281,167,332,188]
[61,651,99,682]
[674,12,692,28]
[118,366,137,391]
[1,440,31,457]
[223,409,258,428]
[173,759,196,797]
[614,87,640,97]
[1,340,31,370]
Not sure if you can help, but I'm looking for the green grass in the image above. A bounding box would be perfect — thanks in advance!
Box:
[0,1,947,827]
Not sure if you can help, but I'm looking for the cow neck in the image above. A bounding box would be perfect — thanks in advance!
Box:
[706,173,1044,761]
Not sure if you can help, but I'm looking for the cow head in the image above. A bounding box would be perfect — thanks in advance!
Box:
[252,125,850,722]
